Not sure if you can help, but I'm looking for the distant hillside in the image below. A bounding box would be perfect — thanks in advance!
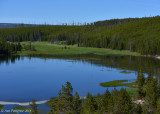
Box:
[1,16,160,55]
[0,18,141,29]
[0,23,41,29]
[94,18,140,26]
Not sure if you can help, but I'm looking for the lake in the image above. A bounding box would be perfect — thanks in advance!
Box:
[0,54,160,112]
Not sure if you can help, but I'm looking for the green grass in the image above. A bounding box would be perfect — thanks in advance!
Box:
[120,71,134,74]
[100,80,138,97]
[17,42,141,56]
[100,79,137,88]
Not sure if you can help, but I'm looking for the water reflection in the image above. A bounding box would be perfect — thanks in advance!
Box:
[0,54,140,102]
[1,54,160,77]
[14,54,160,77]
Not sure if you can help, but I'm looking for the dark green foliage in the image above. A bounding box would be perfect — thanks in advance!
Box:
[56,81,73,113]
[48,81,76,113]
[135,104,143,114]
[47,78,160,114]
[110,88,119,113]
[137,70,145,87]
[83,93,97,113]
[0,40,22,55]
[146,78,158,109]
[48,82,135,114]
[48,97,59,114]
[156,98,160,113]
[137,70,145,98]
[30,99,38,114]
[0,104,4,111]
[95,93,102,113]
[17,42,22,51]
[72,91,82,114]
[1,16,160,55]
[137,87,144,99]
[94,18,140,26]
[147,71,153,84]
[101,89,111,113]
[116,88,133,114]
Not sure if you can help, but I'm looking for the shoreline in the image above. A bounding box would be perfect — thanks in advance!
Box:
[16,42,160,59]
[143,55,160,60]
[0,100,48,106]
[156,56,160,59]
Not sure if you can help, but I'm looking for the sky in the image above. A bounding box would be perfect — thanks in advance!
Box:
[0,0,160,25]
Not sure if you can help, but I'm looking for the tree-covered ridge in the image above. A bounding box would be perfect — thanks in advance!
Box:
[0,16,160,55]
[94,17,140,26]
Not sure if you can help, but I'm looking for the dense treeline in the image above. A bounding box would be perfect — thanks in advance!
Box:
[0,16,160,55]
[47,71,160,114]
[94,17,140,26]
[0,40,22,55]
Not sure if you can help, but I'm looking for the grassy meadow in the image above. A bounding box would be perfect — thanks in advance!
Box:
[17,42,141,56]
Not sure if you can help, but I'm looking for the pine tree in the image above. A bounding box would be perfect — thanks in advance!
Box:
[137,70,145,87]
[156,97,160,113]
[101,89,111,113]
[83,93,97,113]
[147,71,153,84]
[50,81,74,113]
[110,88,119,113]
[146,78,158,110]
[57,81,73,113]
[95,93,102,113]
[136,103,143,114]
[30,99,38,114]
[116,88,133,114]
[137,70,145,98]
[48,98,58,114]
[72,91,82,114]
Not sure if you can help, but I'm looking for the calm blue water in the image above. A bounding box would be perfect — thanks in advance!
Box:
[0,57,137,102]
[0,56,138,113]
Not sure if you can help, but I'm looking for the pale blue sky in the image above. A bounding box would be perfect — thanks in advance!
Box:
[0,0,160,24]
